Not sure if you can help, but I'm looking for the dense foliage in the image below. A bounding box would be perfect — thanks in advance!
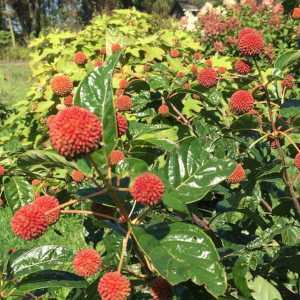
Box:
[0,4,300,300]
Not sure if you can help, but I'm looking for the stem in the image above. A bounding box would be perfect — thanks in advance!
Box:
[61,209,118,221]
[117,229,132,273]
[278,131,300,152]
[46,199,79,215]
[254,58,300,216]
[260,199,272,213]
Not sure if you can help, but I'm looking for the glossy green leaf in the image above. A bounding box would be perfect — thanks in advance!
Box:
[74,53,121,155]
[249,276,282,300]
[16,270,87,292]
[132,222,227,297]
[18,150,77,169]
[11,245,74,277]
[115,158,148,179]
[273,50,300,75]
[3,176,34,210]
[161,138,235,204]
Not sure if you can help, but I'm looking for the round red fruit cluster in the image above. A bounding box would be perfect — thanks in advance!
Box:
[51,75,73,96]
[229,90,255,114]
[227,164,246,184]
[73,248,101,277]
[48,106,102,157]
[74,51,87,65]
[238,28,264,56]
[197,67,218,88]
[130,172,165,205]
[234,59,252,74]
[116,95,132,111]
[71,170,85,182]
[109,150,125,165]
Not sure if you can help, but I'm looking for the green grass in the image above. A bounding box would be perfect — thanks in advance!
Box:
[0,62,31,106]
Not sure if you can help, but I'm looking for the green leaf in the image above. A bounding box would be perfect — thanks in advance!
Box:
[16,270,87,292]
[279,100,300,119]
[10,245,74,277]
[249,276,282,300]
[3,176,34,210]
[161,138,235,204]
[18,150,77,169]
[74,53,121,155]
[115,158,148,179]
[132,222,227,297]
[274,50,300,75]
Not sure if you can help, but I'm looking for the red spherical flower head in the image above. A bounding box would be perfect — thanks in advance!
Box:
[111,43,122,53]
[32,179,41,186]
[74,51,87,65]
[238,30,264,56]
[227,164,246,184]
[217,67,226,74]
[48,106,102,157]
[33,195,60,225]
[197,68,218,88]
[234,59,252,74]
[116,95,132,111]
[292,7,300,19]
[191,64,198,75]
[169,49,180,58]
[73,248,101,277]
[205,59,212,67]
[151,277,173,300]
[295,153,300,169]
[238,27,257,39]
[98,271,131,300]
[71,170,85,182]
[119,79,128,89]
[176,71,185,78]
[116,113,128,137]
[51,75,73,97]
[11,204,48,240]
[130,172,164,206]
[158,104,169,116]
[64,94,73,106]
[282,74,294,89]
[0,165,5,176]
[229,90,254,114]
[109,150,125,166]
[193,52,202,60]
[94,60,104,68]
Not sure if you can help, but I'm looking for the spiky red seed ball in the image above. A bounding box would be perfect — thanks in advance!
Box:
[32,179,41,186]
[282,74,294,89]
[169,49,180,58]
[158,104,169,116]
[119,79,128,89]
[238,27,257,39]
[64,94,73,106]
[109,150,125,166]
[74,51,87,65]
[48,106,102,157]
[176,71,185,78]
[205,59,212,67]
[11,204,48,240]
[193,52,202,60]
[111,43,121,53]
[98,272,131,300]
[292,7,300,19]
[227,164,246,184]
[33,195,60,225]
[295,153,300,169]
[197,68,218,88]
[51,75,73,96]
[73,249,101,277]
[191,64,198,74]
[116,95,132,111]
[234,59,252,74]
[116,88,124,97]
[238,30,264,56]
[94,60,104,68]
[71,170,85,182]
[229,90,254,114]
[130,172,164,206]
[217,67,226,74]
[0,165,5,176]
[116,113,128,137]
[151,278,173,300]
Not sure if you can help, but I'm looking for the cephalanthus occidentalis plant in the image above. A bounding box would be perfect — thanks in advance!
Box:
[197,67,218,88]
[109,150,125,165]
[116,95,132,111]
[227,164,246,184]
[238,28,264,56]
[229,90,255,114]
[74,51,87,65]
[158,104,169,116]
[71,170,85,182]
[0,165,5,176]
